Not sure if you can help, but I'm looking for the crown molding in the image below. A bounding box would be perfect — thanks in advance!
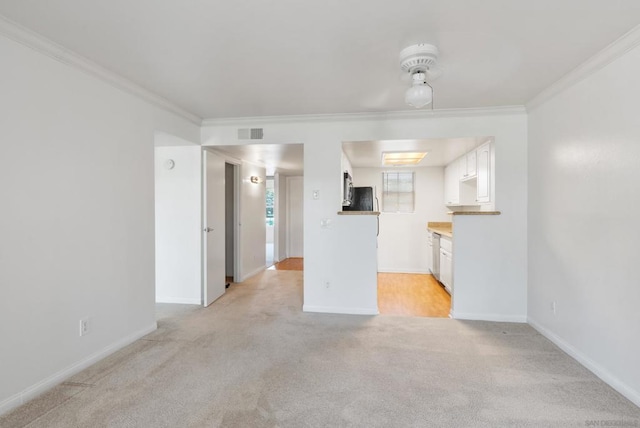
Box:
[0,15,202,125]
[526,24,640,112]
[201,105,526,127]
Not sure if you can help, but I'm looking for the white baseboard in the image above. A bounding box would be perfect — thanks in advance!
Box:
[451,311,527,323]
[240,265,266,282]
[0,322,158,417]
[527,317,640,408]
[377,268,431,274]
[303,305,379,316]
[155,296,201,305]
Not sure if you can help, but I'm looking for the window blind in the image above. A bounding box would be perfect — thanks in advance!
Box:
[382,171,414,213]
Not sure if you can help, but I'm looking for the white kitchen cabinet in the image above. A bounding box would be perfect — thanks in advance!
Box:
[440,237,453,294]
[476,142,491,203]
[426,233,433,273]
[459,151,477,180]
[444,161,460,205]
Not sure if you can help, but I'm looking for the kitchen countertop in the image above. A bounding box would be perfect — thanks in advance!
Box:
[447,211,501,215]
[338,211,380,216]
[427,221,452,238]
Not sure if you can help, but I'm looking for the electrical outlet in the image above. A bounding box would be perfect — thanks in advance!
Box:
[79,318,91,336]
[324,280,331,289]
[313,190,320,200]
[551,301,556,315]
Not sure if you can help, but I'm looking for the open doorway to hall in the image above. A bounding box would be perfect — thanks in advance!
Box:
[268,174,304,272]
[265,177,275,267]
[224,162,237,286]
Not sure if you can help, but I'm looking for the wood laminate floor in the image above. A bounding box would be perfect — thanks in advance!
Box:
[267,257,303,271]
[377,273,451,318]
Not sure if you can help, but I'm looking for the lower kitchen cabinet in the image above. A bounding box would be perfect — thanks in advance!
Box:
[440,237,453,294]
[427,232,433,273]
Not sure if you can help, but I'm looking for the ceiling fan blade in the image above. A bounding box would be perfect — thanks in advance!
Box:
[426,65,444,80]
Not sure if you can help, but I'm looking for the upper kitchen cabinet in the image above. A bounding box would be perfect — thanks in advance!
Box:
[443,139,494,209]
[459,150,477,181]
[444,160,460,205]
[476,142,491,203]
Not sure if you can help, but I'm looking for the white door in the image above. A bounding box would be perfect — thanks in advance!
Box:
[287,176,304,257]
[203,150,226,306]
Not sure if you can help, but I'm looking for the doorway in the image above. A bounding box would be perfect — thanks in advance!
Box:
[225,163,237,284]
[265,176,275,267]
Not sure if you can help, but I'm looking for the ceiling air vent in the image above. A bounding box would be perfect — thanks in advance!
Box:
[237,128,264,140]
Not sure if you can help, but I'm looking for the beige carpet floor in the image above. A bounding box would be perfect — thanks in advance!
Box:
[2,270,639,427]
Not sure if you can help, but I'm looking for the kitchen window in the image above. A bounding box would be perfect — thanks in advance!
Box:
[382,171,414,213]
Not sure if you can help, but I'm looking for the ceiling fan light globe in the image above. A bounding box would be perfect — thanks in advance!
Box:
[405,85,433,108]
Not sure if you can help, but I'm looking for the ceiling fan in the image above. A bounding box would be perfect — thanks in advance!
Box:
[359,43,442,110]
[399,43,442,108]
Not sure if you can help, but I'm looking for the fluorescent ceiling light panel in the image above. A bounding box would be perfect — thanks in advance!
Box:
[382,151,428,166]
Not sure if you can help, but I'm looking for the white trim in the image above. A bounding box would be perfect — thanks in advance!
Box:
[303,305,379,316]
[377,268,431,274]
[526,24,640,111]
[0,14,201,125]
[0,322,157,417]
[527,317,640,408]
[203,147,243,166]
[155,296,201,305]
[450,311,527,323]
[202,106,527,127]
[240,265,266,283]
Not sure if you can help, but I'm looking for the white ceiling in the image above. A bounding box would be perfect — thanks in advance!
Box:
[343,138,490,169]
[1,1,639,119]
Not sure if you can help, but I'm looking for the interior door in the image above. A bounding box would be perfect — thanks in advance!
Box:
[203,150,226,306]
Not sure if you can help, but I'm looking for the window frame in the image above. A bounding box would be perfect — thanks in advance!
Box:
[381,170,415,213]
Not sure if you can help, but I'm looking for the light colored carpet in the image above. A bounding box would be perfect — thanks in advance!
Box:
[2,270,639,427]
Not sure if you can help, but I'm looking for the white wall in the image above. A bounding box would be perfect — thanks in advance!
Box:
[202,107,528,317]
[286,176,304,258]
[275,173,287,262]
[0,34,200,414]
[452,214,527,322]
[305,215,379,314]
[154,144,201,304]
[239,161,267,280]
[527,42,640,406]
[352,167,450,273]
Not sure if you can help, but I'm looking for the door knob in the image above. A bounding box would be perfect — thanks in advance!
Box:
[204,227,213,232]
